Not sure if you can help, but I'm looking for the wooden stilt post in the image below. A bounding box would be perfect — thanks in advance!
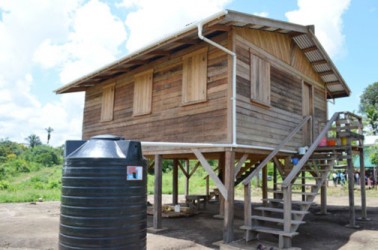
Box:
[206,176,210,197]
[301,171,306,202]
[219,153,225,218]
[262,165,267,205]
[173,159,178,205]
[223,151,235,243]
[320,183,327,214]
[359,147,368,220]
[346,145,358,228]
[185,159,190,196]
[153,154,162,229]
[244,182,256,241]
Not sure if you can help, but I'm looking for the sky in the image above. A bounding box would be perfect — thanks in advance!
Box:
[0,0,377,146]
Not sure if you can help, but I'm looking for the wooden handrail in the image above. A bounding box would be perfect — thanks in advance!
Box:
[242,115,312,185]
[345,111,362,121]
[281,112,341,188]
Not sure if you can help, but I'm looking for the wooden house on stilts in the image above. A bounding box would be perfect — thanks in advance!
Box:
[56,10,368,249]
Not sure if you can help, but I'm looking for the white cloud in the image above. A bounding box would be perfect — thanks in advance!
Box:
[0,0,127,146]
[253,12,269,18]
[285,0,351,58]
[34,0,127,83]
[118,0,232,52]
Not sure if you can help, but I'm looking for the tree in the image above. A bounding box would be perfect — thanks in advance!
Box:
[45,127,54,144]
[25,134,42,148]
[360,82,378,112]
[360,82,378,135]
[365,106,378,135]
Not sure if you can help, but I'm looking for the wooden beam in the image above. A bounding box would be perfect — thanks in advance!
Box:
[223,151,235,243]
[326,81,341,86]
[153,154,162,229]
[273,157,285,177]
[172,159,178,205]
[311,59,328,66]
[189,161,201,177]
[174,38,198,45]
[318,70,334,76]
[177,160,189,178]
[234,154,249,179]
[207,24,231,32]
[302,45,318,53]
[193,149,227,200]
[148,50,170,56]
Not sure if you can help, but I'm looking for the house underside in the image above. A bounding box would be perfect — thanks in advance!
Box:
[143,111,368,249]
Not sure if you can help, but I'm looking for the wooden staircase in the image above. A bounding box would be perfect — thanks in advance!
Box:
[241,112,364,249]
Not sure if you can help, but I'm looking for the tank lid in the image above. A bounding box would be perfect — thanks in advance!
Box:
[90,134,124,141]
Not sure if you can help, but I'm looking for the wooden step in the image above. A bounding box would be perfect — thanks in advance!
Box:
[240,225,299,237]
[276,183,316,187]
[295,176,324,180]
[251,215,305,225]
[263,199,314,206]
[301,169,329,172]
[273,190,318,196]
[254,206,308,215]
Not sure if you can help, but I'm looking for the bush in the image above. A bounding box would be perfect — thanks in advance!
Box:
[0,180,9,190]
[22,145,62,167]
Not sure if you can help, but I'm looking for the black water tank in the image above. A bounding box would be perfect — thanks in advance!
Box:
[59,135,147,250]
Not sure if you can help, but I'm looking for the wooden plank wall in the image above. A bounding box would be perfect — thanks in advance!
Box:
[234,29,327,150]
[314,88,327,137]
[234,27,323,84]
[82,33,230,143]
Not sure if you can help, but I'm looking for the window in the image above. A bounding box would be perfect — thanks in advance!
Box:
[133,69,153,116]
[250,53,271,106]
[101,83,115,121]
[182,47,208,104]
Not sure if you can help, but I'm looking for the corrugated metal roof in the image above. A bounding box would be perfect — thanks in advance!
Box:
[55,9,350,98]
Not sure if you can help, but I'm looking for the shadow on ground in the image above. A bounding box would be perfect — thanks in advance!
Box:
[147,200,378,249]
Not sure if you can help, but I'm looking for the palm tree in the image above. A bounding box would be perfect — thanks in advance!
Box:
[45,127,54,144]
[25,134,42,148]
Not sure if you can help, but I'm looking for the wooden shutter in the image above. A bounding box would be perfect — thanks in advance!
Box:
[182,47,208,104]
[101,83,115,121]
[250,53,271,106]
[133,69,153,116]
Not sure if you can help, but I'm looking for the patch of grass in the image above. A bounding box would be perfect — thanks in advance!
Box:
[0,165,62,203]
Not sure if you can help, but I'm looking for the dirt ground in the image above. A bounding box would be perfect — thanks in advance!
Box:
[0,194,377,250]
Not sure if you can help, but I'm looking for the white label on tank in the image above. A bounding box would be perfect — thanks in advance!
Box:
[126,166,143,181]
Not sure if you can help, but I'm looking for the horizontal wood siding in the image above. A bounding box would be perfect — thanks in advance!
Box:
[82,33,229,143]
[234,30,327,150]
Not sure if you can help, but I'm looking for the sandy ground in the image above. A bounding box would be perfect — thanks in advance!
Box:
[0,194,377,249]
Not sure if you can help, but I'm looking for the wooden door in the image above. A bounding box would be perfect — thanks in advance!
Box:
[302,82,314,145]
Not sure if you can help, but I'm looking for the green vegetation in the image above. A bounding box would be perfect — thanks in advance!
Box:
[0,137,63,203]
